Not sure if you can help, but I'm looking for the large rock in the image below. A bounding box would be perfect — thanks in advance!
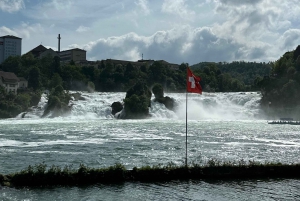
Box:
[155,96,175,110]
[152,83,176,110]
[116,81,152,119]
[42,86,72,118]
[42,95,71,118]
[111,102,123,115]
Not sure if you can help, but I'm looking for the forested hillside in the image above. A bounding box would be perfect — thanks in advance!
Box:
[191,61,272,91]
[258,45,300,118]
[0,54,272,94]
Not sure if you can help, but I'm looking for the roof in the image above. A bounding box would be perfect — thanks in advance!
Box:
[0,35,22,40]
[59,48,86,53]
[30,45,48,52]
[26,45,48,57]
[0,71,19,83]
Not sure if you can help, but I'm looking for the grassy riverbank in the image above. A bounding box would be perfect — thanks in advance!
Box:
[1,160,300,187]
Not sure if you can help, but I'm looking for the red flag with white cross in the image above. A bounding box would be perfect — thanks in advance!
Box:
[187,67,202,94]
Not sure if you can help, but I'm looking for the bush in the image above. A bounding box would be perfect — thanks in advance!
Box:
[14,94,31,110]
[152,83,164,99]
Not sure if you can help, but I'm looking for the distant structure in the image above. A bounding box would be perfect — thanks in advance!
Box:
[59,48,86,62]
[57,34,61,53]
[56,34,86,62]
[0,71,20,94]
[25,33,86,62]
[0,35,22,64]
[25,45,58,59]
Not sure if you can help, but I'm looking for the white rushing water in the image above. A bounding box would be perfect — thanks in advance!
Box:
[1,92,300,201]
[20,91,263,120]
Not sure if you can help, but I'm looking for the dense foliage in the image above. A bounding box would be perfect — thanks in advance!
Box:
[191,61,272,92]
[0,86,41,118]
[0,54,273,94]
[257,46,300,118]
[122,81,152,119]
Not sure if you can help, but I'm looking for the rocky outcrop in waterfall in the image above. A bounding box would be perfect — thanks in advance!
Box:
[152,83,175,110]
[111,102,123,115]
[115,81,152,119]
[42,86,72,118]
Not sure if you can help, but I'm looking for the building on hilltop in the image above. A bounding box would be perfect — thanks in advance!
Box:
[0,35,22,64]
[25,45,86,63]
[25,44,59,59]
[59,48,86,63]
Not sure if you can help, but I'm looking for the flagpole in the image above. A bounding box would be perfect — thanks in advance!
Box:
[185,65,202,168]
[185,65,188,167]
[185,90,188,167]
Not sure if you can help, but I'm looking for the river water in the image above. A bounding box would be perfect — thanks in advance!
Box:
[1,92,300,200]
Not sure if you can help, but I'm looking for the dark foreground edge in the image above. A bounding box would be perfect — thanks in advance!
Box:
[1,161,300,187]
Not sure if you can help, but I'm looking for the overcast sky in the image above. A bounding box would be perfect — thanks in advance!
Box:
[1,0,300,65]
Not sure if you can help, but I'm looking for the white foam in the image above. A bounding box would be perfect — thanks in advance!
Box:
[19,91,262,121]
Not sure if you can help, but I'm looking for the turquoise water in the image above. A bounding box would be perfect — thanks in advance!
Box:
[1,92,300,200]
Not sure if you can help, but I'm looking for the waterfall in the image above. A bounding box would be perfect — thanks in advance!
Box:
[20,91,262,120]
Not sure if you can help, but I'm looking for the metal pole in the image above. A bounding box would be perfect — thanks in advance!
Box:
[185,65,188,167]
[185,91,188,167]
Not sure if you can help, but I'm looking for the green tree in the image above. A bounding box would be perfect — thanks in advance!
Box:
[0,56,22,75]
[49,73,63,89]
[28,67,42,91]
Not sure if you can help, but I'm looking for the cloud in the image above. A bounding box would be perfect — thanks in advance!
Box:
[51,0,72,10]
[135,0,150,15]
[0,26,18,36]
[278,29,300,50]
[0,23,43,40]
[210,0,300,61]
[218,0,262,6]
[76,26,90,33]
[161,0,195,20]
[3,0,300,64]
[0,0,24,13]
[78,26,273,64]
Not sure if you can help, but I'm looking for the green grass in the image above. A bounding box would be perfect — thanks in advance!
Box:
[1,160,300,187]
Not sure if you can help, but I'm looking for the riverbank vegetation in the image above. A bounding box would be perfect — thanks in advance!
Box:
[1,160,300,187]
[0,87,41,118]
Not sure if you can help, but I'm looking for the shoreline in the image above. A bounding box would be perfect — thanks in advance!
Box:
[1,162,300,188]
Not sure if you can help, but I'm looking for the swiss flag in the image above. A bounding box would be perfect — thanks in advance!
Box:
[187,67,202,94]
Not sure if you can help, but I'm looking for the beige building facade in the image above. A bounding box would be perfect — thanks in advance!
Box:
[59,48,86,62]
[0,71,19,94]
